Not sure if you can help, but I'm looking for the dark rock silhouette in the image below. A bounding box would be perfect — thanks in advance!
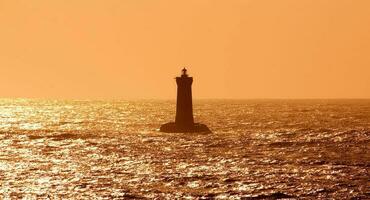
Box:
[160,68,211,133]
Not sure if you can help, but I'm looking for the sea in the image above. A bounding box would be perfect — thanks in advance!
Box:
[0,99,369,199]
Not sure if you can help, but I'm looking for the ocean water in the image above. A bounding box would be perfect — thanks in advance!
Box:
[0,99,369,199]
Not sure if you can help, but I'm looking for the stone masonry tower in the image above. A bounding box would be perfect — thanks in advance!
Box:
[175,68,194,128]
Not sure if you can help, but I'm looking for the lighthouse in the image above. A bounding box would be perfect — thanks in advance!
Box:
[160,68,210,133]
[175,68,194,128]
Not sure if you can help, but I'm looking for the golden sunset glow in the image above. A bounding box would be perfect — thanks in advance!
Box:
[1,0,369,99]
[0,1,369,198]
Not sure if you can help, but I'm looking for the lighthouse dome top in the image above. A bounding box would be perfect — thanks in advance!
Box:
[181,68,188,77]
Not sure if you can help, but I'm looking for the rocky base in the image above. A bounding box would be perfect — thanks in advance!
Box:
[160,122,211,133]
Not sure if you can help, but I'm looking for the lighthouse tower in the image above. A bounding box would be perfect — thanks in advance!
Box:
[175,68,194,128]
[160,68,210,133]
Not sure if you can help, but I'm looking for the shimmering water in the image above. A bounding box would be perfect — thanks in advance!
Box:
[0,99,369,199]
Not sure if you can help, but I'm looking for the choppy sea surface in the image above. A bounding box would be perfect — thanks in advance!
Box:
[0,99,369,199]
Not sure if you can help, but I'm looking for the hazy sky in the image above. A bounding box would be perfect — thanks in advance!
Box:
[1,0,369,99]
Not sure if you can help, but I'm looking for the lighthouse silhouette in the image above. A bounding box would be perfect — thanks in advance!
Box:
[175,68,194,128]
[160,68,211,133]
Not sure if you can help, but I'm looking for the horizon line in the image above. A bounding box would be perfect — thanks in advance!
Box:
[1,97,369,101]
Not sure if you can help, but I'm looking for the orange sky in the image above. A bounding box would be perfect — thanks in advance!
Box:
[0,0,369,99]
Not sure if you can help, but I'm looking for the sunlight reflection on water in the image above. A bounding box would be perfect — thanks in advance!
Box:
[0,99,369,199]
